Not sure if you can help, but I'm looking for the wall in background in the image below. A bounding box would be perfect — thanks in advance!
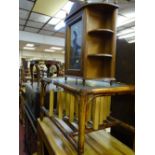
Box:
[19,50,64,63]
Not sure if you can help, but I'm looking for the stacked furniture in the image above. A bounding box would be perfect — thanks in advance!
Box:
[36,2,135,155]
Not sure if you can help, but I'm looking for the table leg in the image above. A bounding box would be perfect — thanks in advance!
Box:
[78,95,87,154]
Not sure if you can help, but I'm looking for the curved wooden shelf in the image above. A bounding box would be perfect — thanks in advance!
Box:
[88,53,112,58]
[88,29,114,35]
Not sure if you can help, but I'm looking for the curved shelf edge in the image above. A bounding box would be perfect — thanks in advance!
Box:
[88,29,114,34]
[88,53,112,58]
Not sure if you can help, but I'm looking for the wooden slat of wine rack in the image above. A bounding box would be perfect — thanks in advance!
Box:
[99,97,104,125]
[69,94,75,122]
[65,92,70,116]
[74,95,78,119]
[100,96,111,122]
[49,90,54,117]
[58,91,63,119]
[86,96,93,125]
[93,97,100,130]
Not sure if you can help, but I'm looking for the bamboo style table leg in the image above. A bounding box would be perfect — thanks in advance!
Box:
[78,94,87,154]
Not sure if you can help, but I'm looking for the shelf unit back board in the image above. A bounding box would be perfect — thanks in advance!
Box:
[86,33,113,55]
[65,3,118,79]
[86,7,114,31]
[86,58,111,78]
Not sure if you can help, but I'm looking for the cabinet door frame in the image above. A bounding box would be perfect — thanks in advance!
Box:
[65,11,85,77]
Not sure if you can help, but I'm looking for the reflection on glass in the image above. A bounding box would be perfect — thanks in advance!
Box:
[70,20,82,70]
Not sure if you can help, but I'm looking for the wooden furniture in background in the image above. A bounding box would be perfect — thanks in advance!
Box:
[30,60,64,86]
[21,58,31,82]
[65,3,118,79]
[110,39,135,148]
[20,83,38,155]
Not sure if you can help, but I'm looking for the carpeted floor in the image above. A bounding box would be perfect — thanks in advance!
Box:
[19,123,27,155]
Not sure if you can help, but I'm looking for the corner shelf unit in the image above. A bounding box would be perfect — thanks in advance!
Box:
[65,3,118,79]
[85,3,118,79]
